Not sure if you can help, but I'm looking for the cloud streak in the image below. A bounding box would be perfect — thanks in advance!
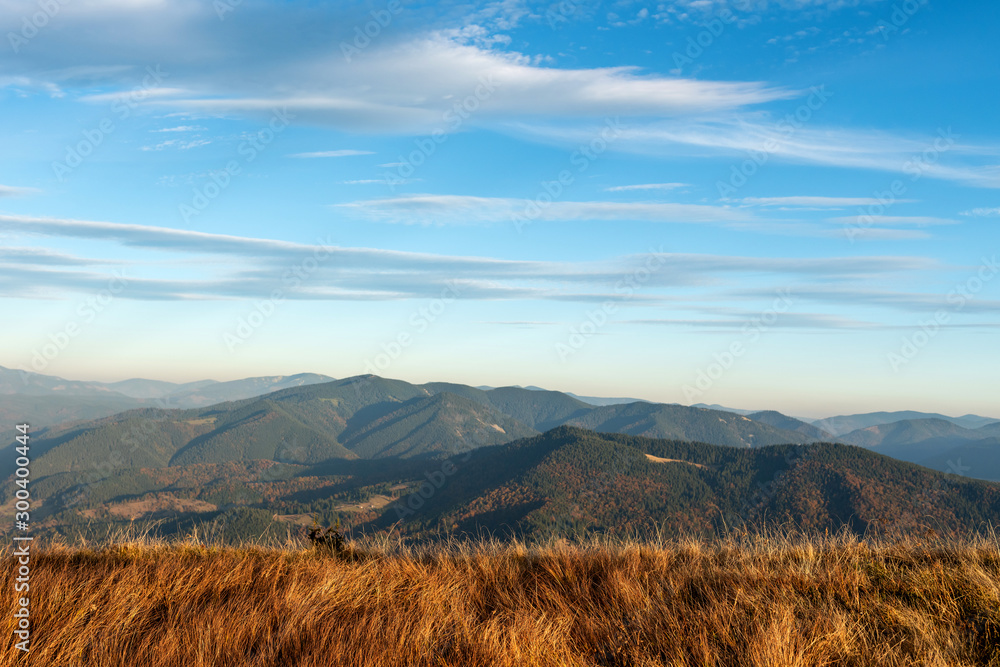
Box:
[0,214,947,309]
[0,185,40,197]
[337,195,754,225]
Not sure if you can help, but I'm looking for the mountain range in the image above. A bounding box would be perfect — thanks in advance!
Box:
[833,418,1000,480]
[20,376,823,484]
[0,365,334,428]
[5,368,998,480]
[812,410,999,435]
[3,369,999,544]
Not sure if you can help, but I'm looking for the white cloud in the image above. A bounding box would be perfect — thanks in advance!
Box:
[337,194,753,225]
[153,125,206,132]
[141,138,210,151]
[0,246,122,266]
[42,31,789,132]
[0,214,940,305]
[722,221,932,240]
[78,87,189,104]
[510,120,1000,188]
[960,207,1000,217]
[0,185,39,197]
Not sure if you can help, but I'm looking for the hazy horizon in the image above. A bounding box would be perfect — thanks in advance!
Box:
[6,363,999,422]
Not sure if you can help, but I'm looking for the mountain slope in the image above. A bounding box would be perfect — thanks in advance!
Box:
[563,402,817,447]
[0,367,340,430]
[481,387,592,430]
[165,373,335,408]
[340,392,537,459]
[691,403,757,416]
[746,410,836,441]
[169,400,356,466]
[0,394,146,432]
[814,411,999,436]
[919,438,1000,482]
[839,418,977,449]
[30,409,210,478]
[566,392,652,407]
[0,365,132,397]
[370,427,1000,539]
[102,378,214,399]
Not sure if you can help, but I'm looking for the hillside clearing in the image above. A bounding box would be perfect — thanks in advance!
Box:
[644,453,710,469]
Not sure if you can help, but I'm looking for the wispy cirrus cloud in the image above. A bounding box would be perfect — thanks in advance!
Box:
[0,185,40,197]
[0,247,123,266]
[960,207,1000,217]
[0,214,943,306]
[155,33,790,131]
[141,138,211,151]
[723,221,932,240]
[336,194,753,225]
[78,87,189,104]
[510,119,1000,188]
[625,314,1000,331]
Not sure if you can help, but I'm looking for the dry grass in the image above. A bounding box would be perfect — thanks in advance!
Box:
[2,527,999,666]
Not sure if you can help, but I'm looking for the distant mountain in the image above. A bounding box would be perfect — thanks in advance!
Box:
[163,373,334,407]
[483,384,653,407]
[691,403,757,416]
[562,402,815,447]
[101,378,215,399]
[566,392,653,407]
[0,365,131,397]
[1,365,333,405]
[832,419,1000,482]
[813,411,999,436]
[0,394,146,434]
[0,366,335,429]
[367,427,1000,539]
[839,418,973,449]
[919,438,1000,482]
[478,387,591,430]
[839,418,995,456]
[746,410,836,441]
[0,365,150,428]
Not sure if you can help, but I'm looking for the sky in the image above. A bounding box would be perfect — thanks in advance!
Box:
[1,0,998,418]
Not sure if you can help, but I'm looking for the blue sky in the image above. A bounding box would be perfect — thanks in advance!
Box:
[1,0,998,418]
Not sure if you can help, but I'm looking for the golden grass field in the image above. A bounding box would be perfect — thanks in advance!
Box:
[2,528,999,666]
